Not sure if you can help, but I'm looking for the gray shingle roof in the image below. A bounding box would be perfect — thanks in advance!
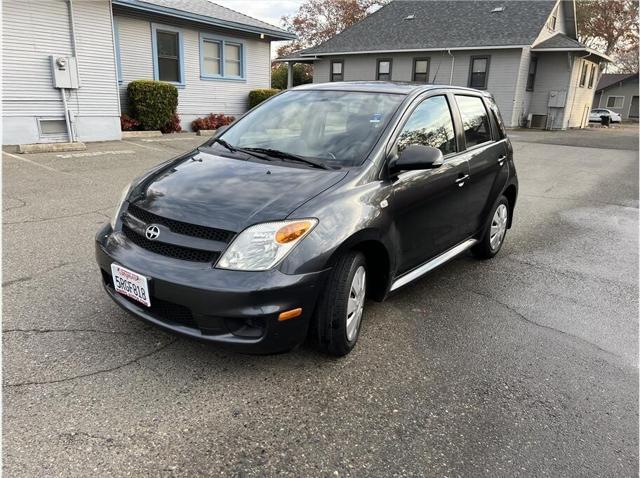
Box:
[532,32,583,49]
[303,0,558,55]
[115,0,295,39]
[596,73,639,91]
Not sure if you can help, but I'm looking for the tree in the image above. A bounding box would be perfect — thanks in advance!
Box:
[271,63,313,89]
[576,0,639,71]
[276,0,390,58]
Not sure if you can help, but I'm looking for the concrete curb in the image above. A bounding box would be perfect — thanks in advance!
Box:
[196,129,217,136]
[122,131,162,138]
[17,142,87,154]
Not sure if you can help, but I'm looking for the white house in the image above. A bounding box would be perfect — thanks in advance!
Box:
[279,0,611,130]
[2,0,294,146]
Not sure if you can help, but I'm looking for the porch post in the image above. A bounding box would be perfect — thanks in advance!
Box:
[287,62,294,89]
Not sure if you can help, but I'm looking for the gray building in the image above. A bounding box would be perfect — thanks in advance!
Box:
[593,73,639,121]
[280,0,611,129]
[2,0,294,146]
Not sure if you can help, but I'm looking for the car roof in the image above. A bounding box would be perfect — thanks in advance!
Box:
[293,81,491,96]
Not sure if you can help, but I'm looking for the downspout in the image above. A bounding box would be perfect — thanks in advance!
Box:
[63,0,80,142]
[68,0,81,85]
[447,49,455,85]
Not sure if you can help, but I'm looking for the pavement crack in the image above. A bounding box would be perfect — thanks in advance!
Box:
[2,260,83,287]
[519,193,638,210]
[5,338,178,388]
[468,289,623,360]
[3,206,114,225]
[3,327,141,336]
[3,197,27,211]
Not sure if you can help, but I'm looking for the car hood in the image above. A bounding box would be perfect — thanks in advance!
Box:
[131,150,348,232]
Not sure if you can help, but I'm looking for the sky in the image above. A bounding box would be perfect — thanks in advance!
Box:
[213,0,304,56]
[214,0,304,30]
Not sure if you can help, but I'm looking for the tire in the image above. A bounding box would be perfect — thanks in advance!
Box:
[472,196,510,260]
[313,251,367,357]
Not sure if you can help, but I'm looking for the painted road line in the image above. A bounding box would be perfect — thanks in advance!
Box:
[2,151,69,174]
[141,137,199,142]
[121,140,165,152]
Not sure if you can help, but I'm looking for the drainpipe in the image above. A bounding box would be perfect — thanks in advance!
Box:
[287,62,294,89]
[67,0,81,86]
[447,49,455,85]
[60,89,76,143]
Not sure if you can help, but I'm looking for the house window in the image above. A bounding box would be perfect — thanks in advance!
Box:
[468,56,490,89]
[202,39,221,76]
[225,43,243,77]
[606,96,624,108]
[331,60,343,82]
[547,7,557,30]
[579,62,589,87]
[377,59,392,81]
[588,64,596,88]
[412,58,430,83]
[152,25,184,84]
[526,57,537,91]
[200,35,245,80]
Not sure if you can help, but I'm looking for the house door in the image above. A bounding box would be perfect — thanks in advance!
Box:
[629,96,639,119]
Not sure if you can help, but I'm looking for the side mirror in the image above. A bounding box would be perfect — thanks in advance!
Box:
[391,144,444,173]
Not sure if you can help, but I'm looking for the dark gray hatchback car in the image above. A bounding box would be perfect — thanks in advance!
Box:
[96,81,518,356]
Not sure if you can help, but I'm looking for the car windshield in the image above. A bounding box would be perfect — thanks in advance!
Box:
[210,90,405,167]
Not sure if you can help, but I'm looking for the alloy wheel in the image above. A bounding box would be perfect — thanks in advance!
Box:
[489,204,508,250]
[346,266,366,341]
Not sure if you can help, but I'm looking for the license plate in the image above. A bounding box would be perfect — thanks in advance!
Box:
[111,264,151,307]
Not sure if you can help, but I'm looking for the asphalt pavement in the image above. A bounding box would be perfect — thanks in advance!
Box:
[3,126,638,476]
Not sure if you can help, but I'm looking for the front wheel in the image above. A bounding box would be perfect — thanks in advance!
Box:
[472,196,509,259]
[313,251,367,356]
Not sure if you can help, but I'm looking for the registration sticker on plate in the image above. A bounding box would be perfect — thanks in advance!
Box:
[111,264,151,307]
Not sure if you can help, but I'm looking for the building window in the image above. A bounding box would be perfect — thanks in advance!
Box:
[200,35,245,80]
[377,59,392,81]
[152,24,184,84]
[412,58,430,83]
[331,60,343,82]
[547,7,557,30]
[579,62,588,87]
[468,56,490,89]
[526,57,537,91]
[606,96,624,108]
[588,64,596,88]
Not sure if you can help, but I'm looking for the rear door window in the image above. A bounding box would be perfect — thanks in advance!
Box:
[455,95,492,148]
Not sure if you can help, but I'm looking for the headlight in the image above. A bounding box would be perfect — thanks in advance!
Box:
[216,219,318,271]
[110,182,132,228]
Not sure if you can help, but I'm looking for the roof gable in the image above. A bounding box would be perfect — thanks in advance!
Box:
[303,0,559,56]
[596,73,639,91]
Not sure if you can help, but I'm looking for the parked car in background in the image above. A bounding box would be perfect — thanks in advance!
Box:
[96,82,518,356]
[589,108,622,123]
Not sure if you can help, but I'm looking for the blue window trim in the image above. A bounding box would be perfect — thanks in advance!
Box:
[151,23,185,87]
[113,17,123,83]
[199,32,247,82]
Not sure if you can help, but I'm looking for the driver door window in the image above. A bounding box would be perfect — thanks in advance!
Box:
[396,96,456,156]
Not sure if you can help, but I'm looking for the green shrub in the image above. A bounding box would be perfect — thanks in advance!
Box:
[248,89,280,109]
[127,80,179,131]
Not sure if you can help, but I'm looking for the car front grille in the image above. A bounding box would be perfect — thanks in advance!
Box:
[127,203,234,243]
[122,225,220,263]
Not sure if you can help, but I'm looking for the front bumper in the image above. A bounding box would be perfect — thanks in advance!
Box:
[95,224,328,354]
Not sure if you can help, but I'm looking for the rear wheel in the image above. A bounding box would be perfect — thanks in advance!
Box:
[472,196,509,259]
[313,251,366,356]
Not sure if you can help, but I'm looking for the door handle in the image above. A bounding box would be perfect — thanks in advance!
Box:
[455,174,469,187]
[497,155,506,167]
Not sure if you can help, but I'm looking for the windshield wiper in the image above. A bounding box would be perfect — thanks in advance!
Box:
[213,137,237,153]
[211,139,276,162]
[243,148,329,170]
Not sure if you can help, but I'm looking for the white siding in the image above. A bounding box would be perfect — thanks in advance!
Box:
[534,0,567,45]
[114,9,272,127]
[565,58,599,128]
[2,0,121,145]
[512,47,533,127]
[313,49,522,126]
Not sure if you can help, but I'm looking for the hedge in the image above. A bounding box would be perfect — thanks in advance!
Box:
[248,89,280,109]
[127,80,179,131]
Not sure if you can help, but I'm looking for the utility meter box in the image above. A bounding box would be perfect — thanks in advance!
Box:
[50,55,79,89]
[548,90,567,108]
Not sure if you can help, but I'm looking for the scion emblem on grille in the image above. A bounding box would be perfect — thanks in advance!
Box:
[145,225,160,240]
